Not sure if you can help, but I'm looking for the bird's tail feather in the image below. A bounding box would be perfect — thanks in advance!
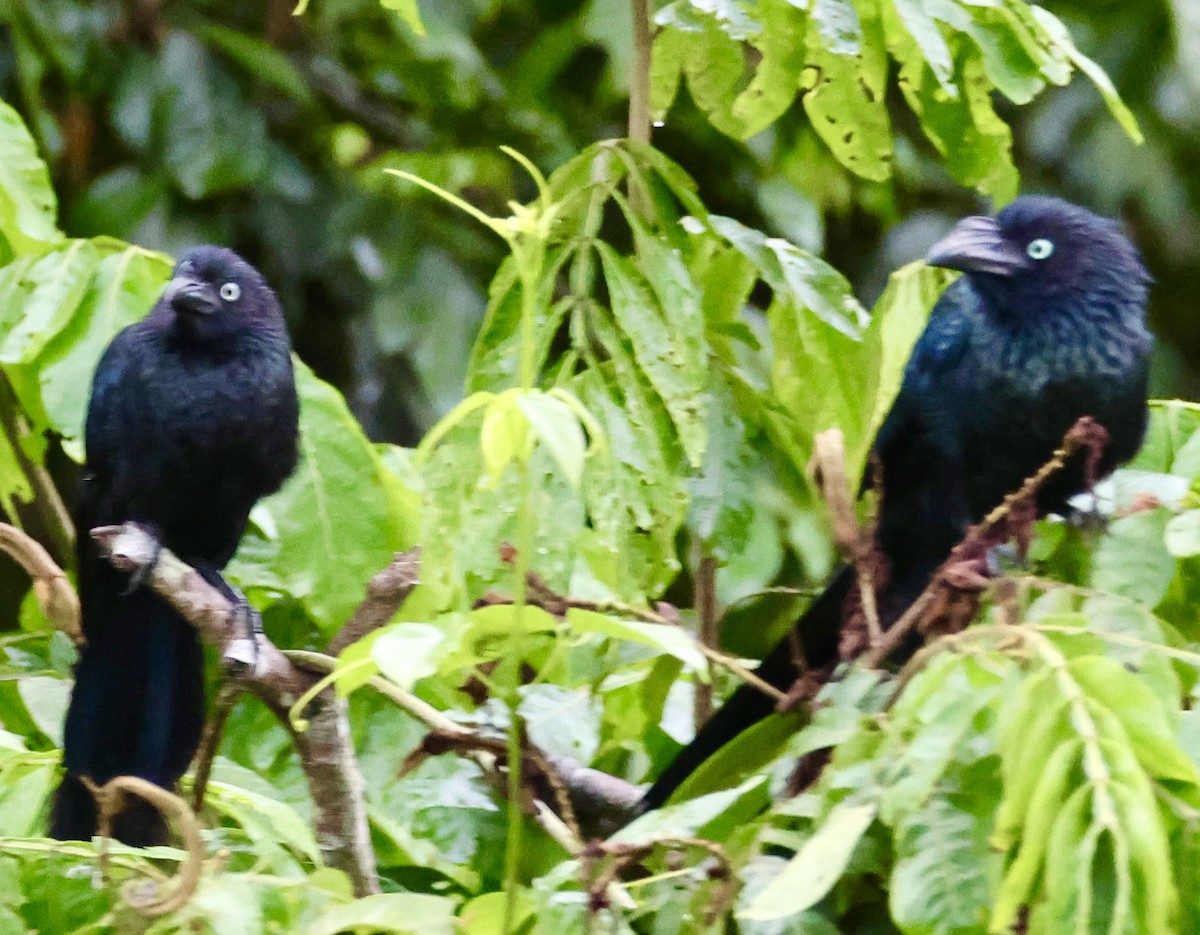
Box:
[637,566,855,812]
[51,585,204,845]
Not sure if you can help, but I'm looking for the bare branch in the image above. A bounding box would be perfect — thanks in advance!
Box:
[0,523,80,642]
[327,548,421,654]
[860,416,1107,668]
[91,523,381,897]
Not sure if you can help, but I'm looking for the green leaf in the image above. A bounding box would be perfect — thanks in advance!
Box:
[890,0,955,91]
[731,0,809,138]
[890,795,996,935]
[0,239,100,365]
[740,802,878,920]
[801,0,892,181]
[852,261,953,483]
[372,623,450,689]
[670,710,808,803]
[565,608,707,674]
[14,676,68,748]
[596,242,706,466]
[229,362,416,630]
[1069,656,1200,785]
[1090,509,1175,608]
[36,244,170,456]
[613,776,771,843]
[203,775,321,864]
[1165,508,1200,557]
[1029,6,1143,144]
[0,99,60,259]
[887,17,1019,200]
[515,391,587,488]
[306,893,458,935]
[192,22,317,106]
[159,32,270,197]
[380,0,427,37]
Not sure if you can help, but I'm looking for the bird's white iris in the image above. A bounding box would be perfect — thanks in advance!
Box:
[1026,238,1054,260]
[219,282,241,302]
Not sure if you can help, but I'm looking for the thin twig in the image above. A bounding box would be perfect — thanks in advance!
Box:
[327,548,421,654]
[87,776,204,916]
[861,417,1103,668]
[190,683,240,812]
[693,551,718,724]
[814,429,882,644]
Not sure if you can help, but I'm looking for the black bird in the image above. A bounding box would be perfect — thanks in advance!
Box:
[639,196,1153,810]
[50,247,299,844]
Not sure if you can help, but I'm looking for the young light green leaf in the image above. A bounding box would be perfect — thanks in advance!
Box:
[307,893,458,935]
[515,391,587,488]
[480,392,528,482]
[380,0,426,37]
[739,802,878,920]
[372,623,451,690]
[565,608,707,674]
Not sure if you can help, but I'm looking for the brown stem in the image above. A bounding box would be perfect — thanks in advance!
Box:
[628,0,652,143]
[328,548,421,655]
[189,684,240,812]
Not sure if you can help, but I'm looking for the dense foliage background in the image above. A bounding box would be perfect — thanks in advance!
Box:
[0,1,1198,933]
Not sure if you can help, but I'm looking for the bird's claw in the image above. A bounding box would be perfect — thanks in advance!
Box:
[121,524,162,596]
[221,592,263,676]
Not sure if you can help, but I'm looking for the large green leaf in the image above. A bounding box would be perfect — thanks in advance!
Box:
[230,362,418,631]
[37,243,170,457]
[0,100,59,260]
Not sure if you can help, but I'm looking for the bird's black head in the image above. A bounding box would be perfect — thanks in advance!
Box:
[163,246,285,342]
[925,196,1150,318]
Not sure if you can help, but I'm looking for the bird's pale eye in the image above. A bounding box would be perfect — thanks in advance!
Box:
[219,282,241,302]
[1026,238,1054,260]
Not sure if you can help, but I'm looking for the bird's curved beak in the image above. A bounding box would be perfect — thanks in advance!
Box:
[925,215,1032,277]
[164,276,220,316]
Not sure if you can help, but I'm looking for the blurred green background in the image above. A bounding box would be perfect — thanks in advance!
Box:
[0,0,1195,446]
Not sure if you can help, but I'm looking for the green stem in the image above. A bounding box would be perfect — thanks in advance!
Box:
[503,248,543,934]
[502,460,535,933]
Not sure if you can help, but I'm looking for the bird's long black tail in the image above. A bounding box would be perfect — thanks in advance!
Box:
[637,566,855,812]
[50,564,205,846]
